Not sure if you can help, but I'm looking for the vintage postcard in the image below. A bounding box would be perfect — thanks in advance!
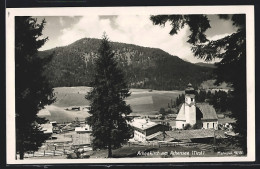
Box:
[6,6,255,164]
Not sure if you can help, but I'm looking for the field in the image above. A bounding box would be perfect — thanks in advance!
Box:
[38,86,184,123]
[38,105,90,123]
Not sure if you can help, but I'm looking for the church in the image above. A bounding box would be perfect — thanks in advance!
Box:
[175,83,218,130]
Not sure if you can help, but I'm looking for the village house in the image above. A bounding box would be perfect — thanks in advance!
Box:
[75,124,92,134]
[175,83,218,130]
[40,123,53,134]
[41,121,61,134]
[129,118,169,142]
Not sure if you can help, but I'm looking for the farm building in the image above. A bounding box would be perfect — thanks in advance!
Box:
[176,83,218,130]
[129,118,169,142]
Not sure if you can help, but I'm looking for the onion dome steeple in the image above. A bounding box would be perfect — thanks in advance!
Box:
[185,83,195,94]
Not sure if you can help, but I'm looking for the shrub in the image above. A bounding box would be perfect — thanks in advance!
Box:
[183,124,192,130]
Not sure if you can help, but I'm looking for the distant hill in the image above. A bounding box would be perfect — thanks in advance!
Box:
[195,62,217,68]
[38,38,214,90]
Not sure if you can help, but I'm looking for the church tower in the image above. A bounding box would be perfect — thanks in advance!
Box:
[184,83,196,125]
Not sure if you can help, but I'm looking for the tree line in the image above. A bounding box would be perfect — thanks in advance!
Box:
[175,90,232,113]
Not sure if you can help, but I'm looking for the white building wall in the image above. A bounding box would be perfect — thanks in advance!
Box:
[184,103,189,123]
[185,94,195,105]
[176,121,186,129]
[203,121,218,130]
[185,94,196,126]
[185,104,196,125]
[134,130,146,142]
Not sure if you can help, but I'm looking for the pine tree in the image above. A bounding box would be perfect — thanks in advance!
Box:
[86,34,132,158]
[15,17,55,159]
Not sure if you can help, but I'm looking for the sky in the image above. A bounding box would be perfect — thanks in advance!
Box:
[36,15,237,63]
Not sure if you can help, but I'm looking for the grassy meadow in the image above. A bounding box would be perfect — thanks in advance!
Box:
[38,86,184,123]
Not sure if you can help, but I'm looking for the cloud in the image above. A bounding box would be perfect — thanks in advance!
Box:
[59,17,64,26]
[53,15,206,63]
[208,33,232,41]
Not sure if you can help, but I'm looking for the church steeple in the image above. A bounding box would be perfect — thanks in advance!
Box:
[185,83,195,105]
[184,83,196,125]
[185,83,195,95]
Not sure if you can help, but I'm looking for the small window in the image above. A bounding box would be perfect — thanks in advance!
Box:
[191,98,193,102]
[207,123,209,128]
[182,124,184,128]
[213,123,215,128]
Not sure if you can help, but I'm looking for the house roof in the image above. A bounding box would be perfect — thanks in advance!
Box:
[155,129,226,141]
[129,118,158,130]
[40,123,53,134]
[167,114,177,118]
[146,131,163,140]
[165,129,215,140]
[196,103,218,120]
[75,124,91,132]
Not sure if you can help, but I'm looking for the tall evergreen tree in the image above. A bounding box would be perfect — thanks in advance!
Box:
[150,14,247,153]
[86,34,132,158]
[15,17,55,160]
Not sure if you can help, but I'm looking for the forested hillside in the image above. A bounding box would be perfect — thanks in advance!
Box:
[39,38,214,90]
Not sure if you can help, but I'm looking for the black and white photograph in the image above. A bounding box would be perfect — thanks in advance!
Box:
[6,6,255,163]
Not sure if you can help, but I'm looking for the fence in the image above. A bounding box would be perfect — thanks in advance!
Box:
[127,141,214,152]
[128,141,202,147]
[23,142,75,158]
[23,149,75,158]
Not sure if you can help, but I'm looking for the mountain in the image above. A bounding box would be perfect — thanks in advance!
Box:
[38,38,214,90]
[195,62,216,68]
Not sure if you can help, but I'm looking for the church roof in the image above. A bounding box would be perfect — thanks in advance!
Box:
[176,103,218,121]
[196,103,218,120]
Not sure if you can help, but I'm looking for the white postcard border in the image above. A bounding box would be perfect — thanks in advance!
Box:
[6,6,255,164]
